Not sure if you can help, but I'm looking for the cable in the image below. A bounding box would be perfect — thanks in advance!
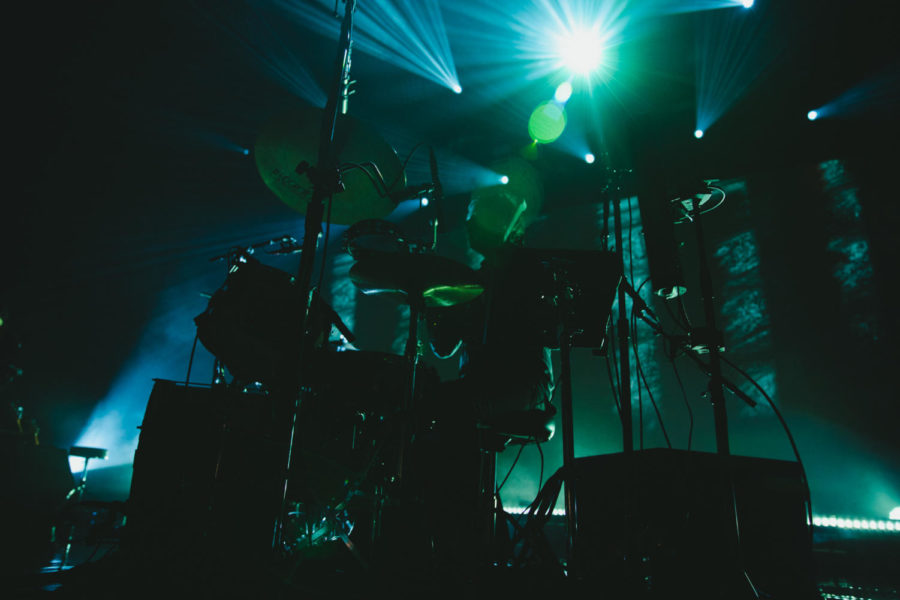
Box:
[719,355,815,544]
[670,356,694,450]
[339,161,390,198]
[496,444,525,493]
[630,277,672,448]
[604,349,622,420]
[606,326,623,418]
[536,441,545,494]
[664,297,691,332]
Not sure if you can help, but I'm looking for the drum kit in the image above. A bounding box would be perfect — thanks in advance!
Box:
[192,166,483,562]
[193,89,491,562]
[187,0,625,572]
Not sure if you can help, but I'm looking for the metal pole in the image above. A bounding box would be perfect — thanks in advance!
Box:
[273,0,358,552]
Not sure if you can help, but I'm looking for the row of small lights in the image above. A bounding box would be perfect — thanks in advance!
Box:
[504,507,899,533]
[813,516,898,532]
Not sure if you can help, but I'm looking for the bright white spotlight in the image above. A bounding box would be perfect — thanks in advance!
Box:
[451,83,463,94]
[741,0,754,7]
[694,129,704,139]
[584,153,595,164]
[499,175,510,185]
[890,506,900,520]
[554,81,573,103]
[807,110,819,121]
[558,27,603,76]
[420,197,429,207]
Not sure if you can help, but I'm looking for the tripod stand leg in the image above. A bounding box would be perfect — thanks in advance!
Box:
[559,336,578,567]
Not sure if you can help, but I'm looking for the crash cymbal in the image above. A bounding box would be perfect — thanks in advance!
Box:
[349,251,485,308]
[254,106,407,225]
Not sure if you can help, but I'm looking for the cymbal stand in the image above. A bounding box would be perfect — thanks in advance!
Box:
[671,183,758,596]
[272,0,358,552]
[677,187,731,455]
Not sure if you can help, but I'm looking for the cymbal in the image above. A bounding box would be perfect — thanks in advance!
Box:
[254,106,407,225]
[349,251,485,308]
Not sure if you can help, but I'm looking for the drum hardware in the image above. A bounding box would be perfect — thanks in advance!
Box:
[668,179,737,454]
[61,446,108,570]
[349,251,486,309]
[347,248,484,501]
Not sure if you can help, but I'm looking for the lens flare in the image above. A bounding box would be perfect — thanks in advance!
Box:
[528,101,567,144]
[554,80,574,103]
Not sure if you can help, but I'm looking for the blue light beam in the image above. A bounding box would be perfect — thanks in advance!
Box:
[695,6,785,134]
[808,67,900,121]
[271,0,461,93]
[202,2,327,107]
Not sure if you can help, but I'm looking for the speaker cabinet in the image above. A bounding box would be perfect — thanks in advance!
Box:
[123,380,287,566]
[570,449,816,599]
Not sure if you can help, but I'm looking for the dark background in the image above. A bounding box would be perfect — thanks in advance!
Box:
[3,0,898,519]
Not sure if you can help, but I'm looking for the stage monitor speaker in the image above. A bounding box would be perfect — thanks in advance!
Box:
[569,448,816,599]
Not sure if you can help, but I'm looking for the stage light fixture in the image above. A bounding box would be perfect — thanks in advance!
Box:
[890,506,900,520]
[584,153,595,164]
[500,175,510,185]
[807,110,819,121]
[557,26,603,77]
[420,197,429,207]
[694,129,704,139]
[741,0,754,8]
[554,81,573,103]
[452,83,463,94]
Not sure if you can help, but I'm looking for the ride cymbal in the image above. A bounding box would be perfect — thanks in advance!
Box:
[254,106,407,225]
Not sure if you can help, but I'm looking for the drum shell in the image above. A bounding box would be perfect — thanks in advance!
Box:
[194,258,304,385]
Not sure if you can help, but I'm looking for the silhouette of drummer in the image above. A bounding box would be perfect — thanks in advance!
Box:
[414,167,555,578]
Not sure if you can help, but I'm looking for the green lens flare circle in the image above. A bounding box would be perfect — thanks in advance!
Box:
[528,101,567,144]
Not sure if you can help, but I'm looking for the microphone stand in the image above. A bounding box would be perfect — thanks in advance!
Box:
[607,166,634,453]
[272,0,358,552]
[662,184,757,596]
[680,189,732,454]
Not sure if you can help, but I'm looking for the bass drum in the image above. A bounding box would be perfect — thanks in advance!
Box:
[194,255,304,386]
[289,349,437,503]
[283,349,437,552]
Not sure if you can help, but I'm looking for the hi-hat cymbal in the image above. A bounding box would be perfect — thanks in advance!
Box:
[254,106,407,225]
[349,251,485,308]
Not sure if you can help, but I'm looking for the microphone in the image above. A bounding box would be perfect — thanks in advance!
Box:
[620,278,659,321]
[429,145,445,231]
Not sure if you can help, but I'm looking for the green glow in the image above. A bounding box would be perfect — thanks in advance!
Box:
[528,101,567,144]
